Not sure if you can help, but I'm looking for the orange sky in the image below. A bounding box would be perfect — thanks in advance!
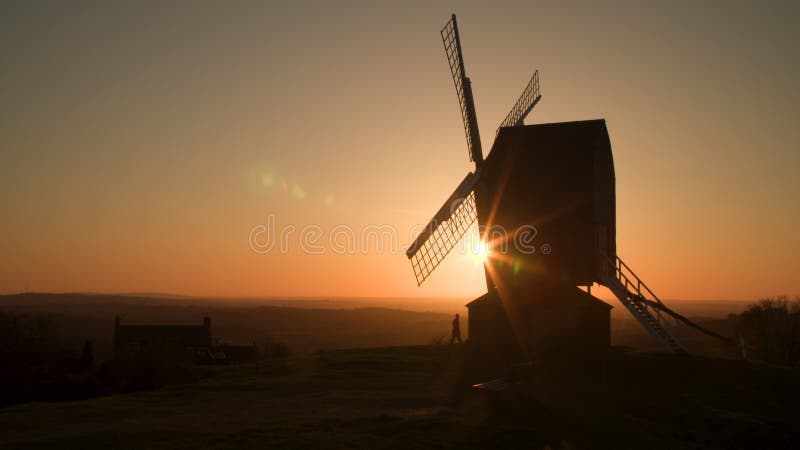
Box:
[1,1,798,301]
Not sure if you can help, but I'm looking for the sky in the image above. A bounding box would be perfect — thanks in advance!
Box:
[1,1,798,301]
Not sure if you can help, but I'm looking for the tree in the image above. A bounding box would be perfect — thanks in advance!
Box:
[739,296,800,366]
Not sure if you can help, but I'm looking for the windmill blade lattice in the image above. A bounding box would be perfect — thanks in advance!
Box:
[499,70,542,129]
[441,15,483,164]
[407,190,477,285]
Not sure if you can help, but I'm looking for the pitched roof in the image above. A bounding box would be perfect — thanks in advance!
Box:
[117,325,209,346]
[466,286,613,311]
[115,319,211,348]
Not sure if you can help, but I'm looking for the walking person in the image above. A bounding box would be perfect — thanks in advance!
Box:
[451,313,462,344]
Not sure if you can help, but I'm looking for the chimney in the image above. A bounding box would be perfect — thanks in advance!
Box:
[203,317,212,347]
[113,316,121,355]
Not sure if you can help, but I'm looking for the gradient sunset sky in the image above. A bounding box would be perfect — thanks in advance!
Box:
[1,1,798,301]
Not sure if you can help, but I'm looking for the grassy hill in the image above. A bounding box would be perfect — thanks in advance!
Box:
[0,345,797,449]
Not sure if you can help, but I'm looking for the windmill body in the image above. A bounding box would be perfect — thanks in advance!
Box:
[466,121,616,374]
[476,120,616,289]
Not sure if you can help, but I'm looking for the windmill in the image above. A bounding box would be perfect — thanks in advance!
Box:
[405,14,734,362]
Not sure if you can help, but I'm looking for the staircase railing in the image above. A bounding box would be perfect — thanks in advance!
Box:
[600,254,685,353]
[609,256,680,332]
[610,255,738,347]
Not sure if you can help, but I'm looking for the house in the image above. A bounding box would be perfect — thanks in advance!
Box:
[114,316,212,357]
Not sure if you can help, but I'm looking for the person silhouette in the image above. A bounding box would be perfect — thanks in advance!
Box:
[451,314,462,344]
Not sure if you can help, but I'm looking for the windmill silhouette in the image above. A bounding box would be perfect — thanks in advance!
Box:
[406,15,732,364]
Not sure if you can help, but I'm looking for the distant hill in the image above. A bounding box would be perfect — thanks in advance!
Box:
[0,292,470,312]
[0,292,752,316]
[0,293,457,360]
[0,292,747,359]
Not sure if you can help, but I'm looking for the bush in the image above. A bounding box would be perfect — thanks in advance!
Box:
[98,347,206,393]
[260,336,290,359]
[0,311,92,406]
[430,334,447,347]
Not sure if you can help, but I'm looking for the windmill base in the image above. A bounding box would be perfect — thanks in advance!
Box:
[465,283,612,394]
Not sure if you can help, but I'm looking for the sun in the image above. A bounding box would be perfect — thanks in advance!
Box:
[470,240,492,265]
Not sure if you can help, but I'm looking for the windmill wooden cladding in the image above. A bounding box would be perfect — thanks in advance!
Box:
[478,120,616,288]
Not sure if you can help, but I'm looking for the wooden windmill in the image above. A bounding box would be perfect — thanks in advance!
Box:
[406,15,732,367]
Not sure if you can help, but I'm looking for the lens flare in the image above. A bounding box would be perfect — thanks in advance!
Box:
[469,240,492,264]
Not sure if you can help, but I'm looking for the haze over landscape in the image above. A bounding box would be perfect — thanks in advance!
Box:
[2,1,798,302]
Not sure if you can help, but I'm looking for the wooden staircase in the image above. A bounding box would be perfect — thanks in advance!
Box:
[601,256,687,354]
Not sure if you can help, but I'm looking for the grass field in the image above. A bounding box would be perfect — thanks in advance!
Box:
[1,345,798,449]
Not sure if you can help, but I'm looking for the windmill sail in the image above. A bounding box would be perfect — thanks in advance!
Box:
[441,14,483,164]
[499,70,542,129]
[406,172,480,285]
